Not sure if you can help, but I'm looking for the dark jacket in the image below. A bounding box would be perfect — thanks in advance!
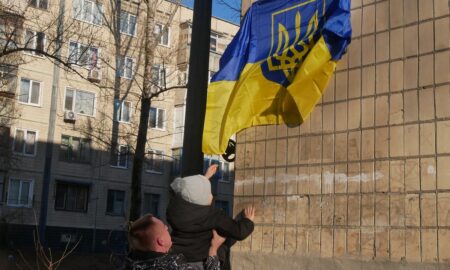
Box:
[166,195,254,263]
[125,250,220,270]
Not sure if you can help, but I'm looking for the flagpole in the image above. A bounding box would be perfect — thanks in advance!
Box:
[181,0,212,177]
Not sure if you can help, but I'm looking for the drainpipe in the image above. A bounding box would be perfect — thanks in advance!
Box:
[38,0,66,245]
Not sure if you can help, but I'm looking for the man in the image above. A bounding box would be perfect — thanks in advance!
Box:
[126,214,226,270]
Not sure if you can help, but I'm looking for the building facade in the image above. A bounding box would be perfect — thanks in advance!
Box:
[231,0,450,269]
[0,0,238,251]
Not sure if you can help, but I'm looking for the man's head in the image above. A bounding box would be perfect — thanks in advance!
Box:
[128,214,172,253]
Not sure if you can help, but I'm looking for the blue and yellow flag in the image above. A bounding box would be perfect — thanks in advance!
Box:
[203,0,352,154]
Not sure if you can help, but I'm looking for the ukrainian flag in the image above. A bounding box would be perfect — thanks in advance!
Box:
[203,0,352,154]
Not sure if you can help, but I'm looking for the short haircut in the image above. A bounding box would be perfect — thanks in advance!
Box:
[128,214,155,251]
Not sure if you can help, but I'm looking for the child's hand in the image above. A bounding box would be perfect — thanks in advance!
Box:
[204,164,218,180]
[244,205,256,221]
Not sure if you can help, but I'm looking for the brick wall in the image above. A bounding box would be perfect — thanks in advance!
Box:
[232,0,450,268]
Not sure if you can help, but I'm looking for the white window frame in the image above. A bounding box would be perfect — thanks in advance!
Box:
[18,78,41,106]
[120,11,137,36]
[111,144,129,169]
[72,0,103,26]
[154,23,170,47]
[24,30,46,57]
[115,99,132,123]
[118,56,135,79]
[151,65,166,87]
[210,33,218,52]
[12,128,38,156]
[68,40,100,68]
[146,150,164,174]
[7,178,34,208]
[149,107,165,130]
[64,87,96,117]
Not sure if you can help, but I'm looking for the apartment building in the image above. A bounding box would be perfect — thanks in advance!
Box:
[0,0,239,251]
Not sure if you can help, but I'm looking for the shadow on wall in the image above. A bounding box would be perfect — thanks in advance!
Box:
[0,136,178,254]
[0,136,235,254]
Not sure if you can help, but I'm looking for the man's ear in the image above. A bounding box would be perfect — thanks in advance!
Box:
[156,237,164,247]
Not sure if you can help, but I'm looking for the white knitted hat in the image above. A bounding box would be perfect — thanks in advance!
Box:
[170,175,212,206]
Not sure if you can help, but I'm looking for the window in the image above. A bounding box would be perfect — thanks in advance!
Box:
[143,193,160,217]
[19,78,41,105]
[203,157,231,182]
[146,150,164,173]
[177,71,187,86]
[154,24,169,46]
[73,0,103,25]
[29,0,48,9]
[55,182,89,212]
[7,179,33,207]
[151,65,166,87]
[214,200,230,216]
[13,129,37,156]
[0,22,19,49]
[174,106,184,130]
[120,11,137,36]
[24,30,46,56]
[172,148,182,176]
[0,66,17,93]
[0,23,6,47]
[64,88,95,116]
[118,56,134,79]
[116,100,131,122]
[114,99,131,123]
[149,107,165,129]
[210,34,218,52]
[106,190,125,216]
[60,135,91,163]
[111,145,128,168]
[204,158,221,181]
[69,41,99,68]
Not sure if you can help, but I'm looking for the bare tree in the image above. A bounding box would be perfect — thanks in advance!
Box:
[1,0,185,223]
[0,64,18,174]
[65,0,185,221]
[0,1,103,78]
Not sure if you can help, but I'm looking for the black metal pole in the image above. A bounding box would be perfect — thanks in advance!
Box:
[181,0,212,177]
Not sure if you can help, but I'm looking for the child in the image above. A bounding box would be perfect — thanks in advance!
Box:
[166,165,255,270]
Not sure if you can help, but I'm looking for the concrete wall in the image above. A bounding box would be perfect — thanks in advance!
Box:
[232,0,450,268]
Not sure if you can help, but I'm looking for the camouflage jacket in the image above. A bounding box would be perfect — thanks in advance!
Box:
[125,251,220,270]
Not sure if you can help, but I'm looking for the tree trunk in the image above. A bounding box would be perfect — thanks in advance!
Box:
[129,96,151,221]
[129,0,155,221]
[110,0,122,165]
